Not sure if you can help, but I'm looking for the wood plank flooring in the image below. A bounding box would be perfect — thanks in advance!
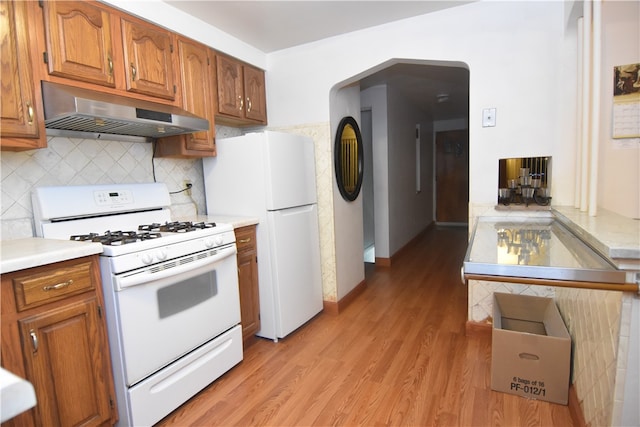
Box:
[157,226,575,426]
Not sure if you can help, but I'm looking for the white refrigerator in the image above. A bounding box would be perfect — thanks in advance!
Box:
[202,131,323,341]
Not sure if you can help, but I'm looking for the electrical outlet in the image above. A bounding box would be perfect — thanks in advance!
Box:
[183,180,192,196]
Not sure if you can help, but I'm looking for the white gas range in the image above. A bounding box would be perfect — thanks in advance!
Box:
[32,183,243,427]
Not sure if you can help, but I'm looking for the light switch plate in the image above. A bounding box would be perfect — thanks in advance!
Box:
[482,108,496,127]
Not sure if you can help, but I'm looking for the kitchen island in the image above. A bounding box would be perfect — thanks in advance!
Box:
[465,206,639,427]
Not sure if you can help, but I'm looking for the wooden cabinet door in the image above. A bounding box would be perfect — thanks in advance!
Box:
[179,39,215,152]
[243,65,267,123]
[216,54,243,118]
[42,1,115,87]
[19,297,114,427]
[121,18,176,100]
[235,226,260,345]
[0,0,41,144]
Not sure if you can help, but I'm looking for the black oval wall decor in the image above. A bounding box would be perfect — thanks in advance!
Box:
[334,116,364,201]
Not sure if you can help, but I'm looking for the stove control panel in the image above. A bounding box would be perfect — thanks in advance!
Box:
[94,189,133,206]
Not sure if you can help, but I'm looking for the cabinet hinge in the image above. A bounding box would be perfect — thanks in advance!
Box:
[110,398,115,409]
[173,85,177,94]
[170,44,174,53]
[98,306,103,318]
[207,57,210,66]
[43,52,48,64]
[38,0,43,8]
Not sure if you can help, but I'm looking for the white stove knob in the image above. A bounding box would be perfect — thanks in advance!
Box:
[204,237,215,248]
[140,252,154,265]
[215,235,224,246]
[156,248,168,261]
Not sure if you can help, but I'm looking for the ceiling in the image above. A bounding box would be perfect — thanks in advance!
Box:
[164,1,472,53]
[164,0,470,121]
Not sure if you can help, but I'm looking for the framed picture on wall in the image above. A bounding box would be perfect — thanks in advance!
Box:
[612,63,640,139]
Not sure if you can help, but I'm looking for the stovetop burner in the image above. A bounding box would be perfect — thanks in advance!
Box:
[71,230,163,246]
[69,222,219,246]
[138,221,217,233]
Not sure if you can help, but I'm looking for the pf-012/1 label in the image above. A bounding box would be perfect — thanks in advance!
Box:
[511,376,546,397]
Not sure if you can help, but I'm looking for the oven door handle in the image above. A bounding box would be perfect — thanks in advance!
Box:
[116,245,237,290]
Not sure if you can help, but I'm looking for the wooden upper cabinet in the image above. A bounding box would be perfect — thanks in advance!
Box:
[215,53,267,125]
[216,54,244,118]
[42,1,116,87]
[1,0,45,149]
[178,39,215,152]
[155,39,216,158]
[121,18,176,100]
[243,65,267,123]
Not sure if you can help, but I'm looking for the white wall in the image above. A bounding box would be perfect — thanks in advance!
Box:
[361,85,390,258]
[386,81,434,255]
[267,1,578,293]
[598,1,640,219]
[330,85,365,300]
[360,81,433,259]
[267,1,578,206]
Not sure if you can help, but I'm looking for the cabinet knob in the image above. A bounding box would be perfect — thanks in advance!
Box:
[246,97,252,113]
[108,55,113,75]
[239,238,251,244]
[238,95,244,111]
[131,63,137,81]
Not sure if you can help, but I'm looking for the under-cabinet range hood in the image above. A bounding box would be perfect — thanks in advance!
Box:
[42,81,209,142]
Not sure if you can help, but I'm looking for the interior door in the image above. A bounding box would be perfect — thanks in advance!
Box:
[435,130,469,223]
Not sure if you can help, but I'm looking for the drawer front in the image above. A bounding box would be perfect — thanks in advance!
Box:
[235,226,256,253]
[13,261,95,311]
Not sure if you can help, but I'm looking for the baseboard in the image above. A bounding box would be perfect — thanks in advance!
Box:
[376,222,435,268]
[465,321,492,339]
[568,384,586,427]
[323,279,367,315]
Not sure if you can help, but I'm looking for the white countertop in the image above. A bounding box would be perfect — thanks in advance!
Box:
[0,368,36,422]
[0,238,103,274]
[178,215,260,229]
[553,206,640,267]
[0,217,257,275]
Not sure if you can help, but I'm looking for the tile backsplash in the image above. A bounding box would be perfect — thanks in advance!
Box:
[1,126,241,239]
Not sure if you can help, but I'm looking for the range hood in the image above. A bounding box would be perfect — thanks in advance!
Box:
[42,81,209,142]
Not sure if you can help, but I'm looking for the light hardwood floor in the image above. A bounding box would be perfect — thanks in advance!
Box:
[157,226,575,426]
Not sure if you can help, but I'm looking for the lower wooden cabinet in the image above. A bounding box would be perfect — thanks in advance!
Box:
[1,256,117,427]
[235,225,260,347]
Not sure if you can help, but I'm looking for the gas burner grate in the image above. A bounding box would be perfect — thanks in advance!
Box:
[138,221,217,233]
[70,230,162,245]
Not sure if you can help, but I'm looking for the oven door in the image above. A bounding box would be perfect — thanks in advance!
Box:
[113,244,240,386]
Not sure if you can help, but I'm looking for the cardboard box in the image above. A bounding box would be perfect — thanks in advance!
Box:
[491,292,571,405]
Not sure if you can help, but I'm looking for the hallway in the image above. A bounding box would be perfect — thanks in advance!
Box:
[158,225,575,426]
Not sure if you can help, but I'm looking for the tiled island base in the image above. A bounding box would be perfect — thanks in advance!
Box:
[468,279,633,427]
